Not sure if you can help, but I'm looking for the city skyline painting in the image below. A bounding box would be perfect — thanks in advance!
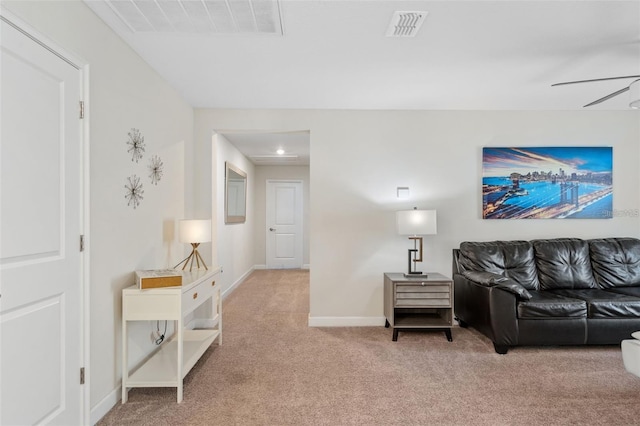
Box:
[482,147,613,219]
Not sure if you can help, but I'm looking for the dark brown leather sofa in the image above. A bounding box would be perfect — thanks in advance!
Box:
[453,238,640,354]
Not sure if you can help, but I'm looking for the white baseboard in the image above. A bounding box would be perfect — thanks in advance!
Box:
[221,267,254,299]
[308,315,386,327]
[91,387,120,425]
[302,264,310,270]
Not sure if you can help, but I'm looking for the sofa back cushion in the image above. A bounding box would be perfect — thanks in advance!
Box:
[589,238,640,288]
[458,241,539,290]
[533,238,597,290]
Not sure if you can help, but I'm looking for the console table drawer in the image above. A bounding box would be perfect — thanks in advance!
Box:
[123,292,181,320]
[182,278,215,316]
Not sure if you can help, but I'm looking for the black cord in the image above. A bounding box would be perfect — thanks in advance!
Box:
[155,320,167,345]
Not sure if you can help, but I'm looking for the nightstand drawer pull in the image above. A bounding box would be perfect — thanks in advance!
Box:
[193,292,198,300]
[212,281,216,287]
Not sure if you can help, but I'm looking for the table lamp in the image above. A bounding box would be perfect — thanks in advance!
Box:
[175,219,211,271]
[396,208,437,277]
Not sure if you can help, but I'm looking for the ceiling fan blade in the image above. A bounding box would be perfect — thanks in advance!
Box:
[552,75,640,87]
[583,86,630,107]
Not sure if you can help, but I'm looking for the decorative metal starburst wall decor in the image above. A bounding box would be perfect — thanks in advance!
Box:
[124,174,144,209]
[126,128,145,163]
[148,155,164,185]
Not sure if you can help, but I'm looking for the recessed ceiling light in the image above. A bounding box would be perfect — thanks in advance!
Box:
[276,148,285,155]
[249,155,298,162]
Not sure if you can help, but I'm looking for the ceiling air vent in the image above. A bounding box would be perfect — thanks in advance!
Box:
[386,11,427,37]
[104,0,283,35]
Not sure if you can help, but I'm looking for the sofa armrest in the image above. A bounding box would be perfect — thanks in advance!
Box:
[461,270,532,300]
[495,279,533,300]
[461,270,507,285]
[454,273,519,348]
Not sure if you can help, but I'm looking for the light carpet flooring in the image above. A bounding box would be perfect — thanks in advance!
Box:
[99,269,640,425]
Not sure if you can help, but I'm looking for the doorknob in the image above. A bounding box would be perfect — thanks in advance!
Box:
[269,227,276,232]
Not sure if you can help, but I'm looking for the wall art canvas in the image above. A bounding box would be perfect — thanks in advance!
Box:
[482,147,612,219]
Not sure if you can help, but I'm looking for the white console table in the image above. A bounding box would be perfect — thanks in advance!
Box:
[121,268,222,403]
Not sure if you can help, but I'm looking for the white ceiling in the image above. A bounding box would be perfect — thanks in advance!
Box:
[84,0,640,162]
[218,130,310,165]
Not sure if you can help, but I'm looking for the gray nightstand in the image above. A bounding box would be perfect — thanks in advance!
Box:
[383,272,453,342]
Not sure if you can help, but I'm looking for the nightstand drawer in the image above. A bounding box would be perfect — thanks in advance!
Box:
[395,283,451,307]
[396,291,450,300]
[396,297,450,307]
[396,284,449,293]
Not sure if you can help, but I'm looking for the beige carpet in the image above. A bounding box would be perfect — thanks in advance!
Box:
[99,269,640,425]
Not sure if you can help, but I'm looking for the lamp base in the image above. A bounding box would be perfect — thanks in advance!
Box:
[407,248,428,277]
[404,273,429,278]
[174,243,208,272]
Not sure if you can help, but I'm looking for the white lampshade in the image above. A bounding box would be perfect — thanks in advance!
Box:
[630,79,640,109]
[396,209,437,236]
[179,219,212,243]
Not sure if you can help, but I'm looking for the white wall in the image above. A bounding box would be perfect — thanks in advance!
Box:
[213,134,256,295]
[254,166,311,267]
[2,1,194,420]
[193,109,640,325]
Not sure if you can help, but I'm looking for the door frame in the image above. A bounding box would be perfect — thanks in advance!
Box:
[0,9,91,424]
[266,179,304,269]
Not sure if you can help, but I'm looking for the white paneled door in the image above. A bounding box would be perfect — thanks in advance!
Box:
[266,180,303,269]
[0,16,84,425]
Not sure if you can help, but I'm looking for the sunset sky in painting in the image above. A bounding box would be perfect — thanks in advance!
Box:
[482,147,612,177]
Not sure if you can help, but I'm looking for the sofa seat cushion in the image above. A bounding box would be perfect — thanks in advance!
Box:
[549,289,640,318]
[606,287,640,298]
[517,291,587,319]
[589,238,640,288]
[533,239,597,290]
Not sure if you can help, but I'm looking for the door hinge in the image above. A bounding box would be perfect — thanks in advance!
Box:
[80,367,85,385]
[79,101,84,119]
[80,235,85,252]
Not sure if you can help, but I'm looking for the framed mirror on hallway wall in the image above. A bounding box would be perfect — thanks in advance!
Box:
[225,161,247,223]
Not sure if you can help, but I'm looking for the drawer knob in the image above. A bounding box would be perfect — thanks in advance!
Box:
[193,292,198,300]
[421,282,425,286]
[211,281,215,287]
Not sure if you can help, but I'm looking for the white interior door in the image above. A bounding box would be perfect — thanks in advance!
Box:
[266,180,303,269]
[0,16,84,425]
